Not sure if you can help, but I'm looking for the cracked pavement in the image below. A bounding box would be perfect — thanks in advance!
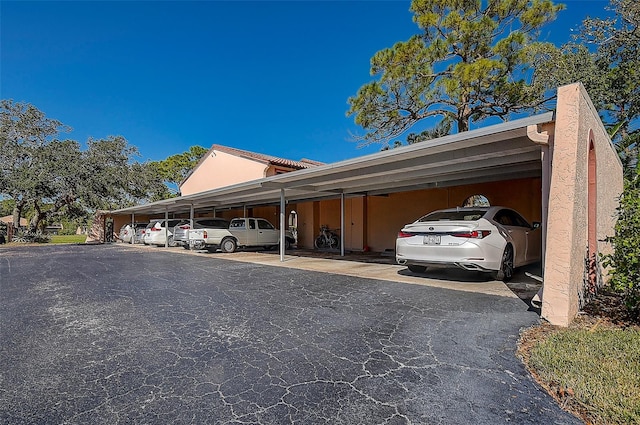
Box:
[0,244,580,424]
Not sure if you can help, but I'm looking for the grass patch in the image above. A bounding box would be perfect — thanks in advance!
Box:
[523,325,640,424]
[49,234,87,244]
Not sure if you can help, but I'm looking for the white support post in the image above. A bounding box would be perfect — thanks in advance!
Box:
[527,124,551,275]
[190,203,194,226]
[340,192,345,257]
[280,188,285,262]
[540,144,550,273]
[527,124,551,308]
[131,213,135,244]
[164,208,169,248]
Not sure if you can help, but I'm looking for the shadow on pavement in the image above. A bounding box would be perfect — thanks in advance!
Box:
[260,248,543,309]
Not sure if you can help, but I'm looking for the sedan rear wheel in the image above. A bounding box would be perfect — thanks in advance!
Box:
[494,245,514,282]
[408,265,427,273]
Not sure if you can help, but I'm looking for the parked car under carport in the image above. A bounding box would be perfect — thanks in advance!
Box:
[396,206,541,282]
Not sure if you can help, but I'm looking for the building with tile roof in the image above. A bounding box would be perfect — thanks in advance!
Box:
[180,144,324,196]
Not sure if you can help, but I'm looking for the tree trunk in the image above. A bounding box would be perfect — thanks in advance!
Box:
[12,200,25,230]
[457,118,469,132]
[30,202,47,233]
[457,98,471,133]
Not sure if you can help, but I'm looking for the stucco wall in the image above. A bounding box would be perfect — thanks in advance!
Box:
[365,178,542,252]
[542,83,623,326]
[295,201,316,249]
[180,150,268,196]
[293,177,541,252]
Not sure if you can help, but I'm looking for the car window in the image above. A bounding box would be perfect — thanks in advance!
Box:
[230,219,245,229]
[249,219,256,230]
[257,219,274,230]
[211,219,229,229]
[493,209,531,227]
[509,211,531,227]
[196,219,228,228]
[168,220,186,228]
[419,210,486,222]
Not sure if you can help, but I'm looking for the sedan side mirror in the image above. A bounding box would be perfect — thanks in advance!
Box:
[532,222,541,229]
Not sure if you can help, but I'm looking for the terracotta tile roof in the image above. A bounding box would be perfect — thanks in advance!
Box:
[0,215,28,226]
[212,145,324,169]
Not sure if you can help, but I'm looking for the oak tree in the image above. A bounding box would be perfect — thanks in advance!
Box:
[0,100,171,231]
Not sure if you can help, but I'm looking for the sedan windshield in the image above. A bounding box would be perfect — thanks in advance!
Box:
[418,210,487,222]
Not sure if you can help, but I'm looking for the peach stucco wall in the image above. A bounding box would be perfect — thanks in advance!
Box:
[180,150,269,196]
[541,83,623,326]
[294,178,542,252]
[365,178,542,252]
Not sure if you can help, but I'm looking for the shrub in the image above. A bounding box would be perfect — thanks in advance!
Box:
[602,166,640,319]
[12,231,51,244]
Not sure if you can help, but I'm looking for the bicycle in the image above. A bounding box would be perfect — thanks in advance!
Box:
[314,225,340,250]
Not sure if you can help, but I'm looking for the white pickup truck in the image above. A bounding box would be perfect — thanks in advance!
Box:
[187,217,295,253]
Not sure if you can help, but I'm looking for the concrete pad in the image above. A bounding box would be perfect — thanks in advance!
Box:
[129,244,522,298]
[211,251,518,298]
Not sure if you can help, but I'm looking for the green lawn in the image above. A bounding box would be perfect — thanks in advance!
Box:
[49,234,87,244]
[524,325,640,424]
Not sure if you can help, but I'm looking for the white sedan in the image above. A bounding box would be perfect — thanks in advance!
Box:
[396,206,541,281]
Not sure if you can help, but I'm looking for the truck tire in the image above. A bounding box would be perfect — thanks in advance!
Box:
[221,237,237,253]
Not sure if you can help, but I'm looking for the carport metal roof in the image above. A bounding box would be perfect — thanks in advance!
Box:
[111,112,555,216]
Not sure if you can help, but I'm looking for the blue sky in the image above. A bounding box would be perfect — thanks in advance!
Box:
[1,0,610,164]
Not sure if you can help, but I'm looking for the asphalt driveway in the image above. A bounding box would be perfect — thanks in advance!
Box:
[0,244,580,424]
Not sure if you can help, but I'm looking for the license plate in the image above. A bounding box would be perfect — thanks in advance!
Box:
[423,235,441,245]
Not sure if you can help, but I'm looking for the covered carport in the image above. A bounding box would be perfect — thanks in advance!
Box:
[111,113,552,304]
[110,84,624,326]
[112,112,552,263]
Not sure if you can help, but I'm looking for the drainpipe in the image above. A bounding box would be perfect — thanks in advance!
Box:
[527,124,552,307]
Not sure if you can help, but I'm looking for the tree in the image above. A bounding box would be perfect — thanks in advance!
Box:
[347,0,564,147]
[532,0,639,174]
[602,163,640,319]
[0,100,70,227]
[0,100,172,232]
[0,199,16,217]
[534,0,640,315]
[151,145,208,193]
